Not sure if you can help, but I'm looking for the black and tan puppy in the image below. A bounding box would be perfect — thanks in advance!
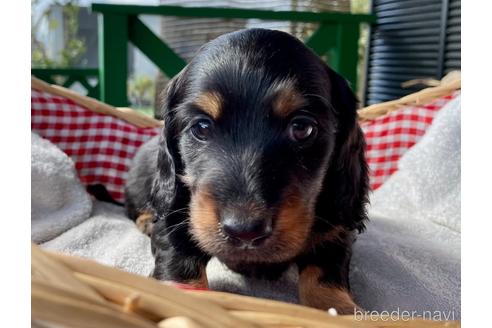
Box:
[125,28,369,313]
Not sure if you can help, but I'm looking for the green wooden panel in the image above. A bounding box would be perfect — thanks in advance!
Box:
[31,68,100,98]
[92,4,376,24]
[62,76,77,88]
[89,4,375,102]
[31,68,99,76]
[77,78,100,99]
[333,23,360,90]
[304,23,338,56]
[98,13,129,106]
[31,71,56,84]
[128,16,186,78]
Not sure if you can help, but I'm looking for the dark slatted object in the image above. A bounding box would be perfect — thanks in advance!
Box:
[444,0,461,74]
[364,0,461,105]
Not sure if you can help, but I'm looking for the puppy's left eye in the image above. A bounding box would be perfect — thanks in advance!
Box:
[190,118,213,141]
[288,115,318,142]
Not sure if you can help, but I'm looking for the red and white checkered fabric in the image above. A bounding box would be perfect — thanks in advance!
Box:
[31,88,459,202]
[31,89,160,202]
[361,91,459,190]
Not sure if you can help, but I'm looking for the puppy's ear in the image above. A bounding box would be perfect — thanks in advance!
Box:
[318,68,369,232]
[150,71,189,217]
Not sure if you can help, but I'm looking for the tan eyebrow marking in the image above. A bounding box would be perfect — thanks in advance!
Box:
[271,80,307,117]
[193,91,223,119]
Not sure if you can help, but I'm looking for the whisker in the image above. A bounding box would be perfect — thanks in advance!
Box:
[160,219,191,239]
[314,215,339,229]
[163,207,190,218]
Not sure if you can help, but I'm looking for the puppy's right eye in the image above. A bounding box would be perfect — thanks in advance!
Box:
[190,119,213,141]
[287,115,317,143]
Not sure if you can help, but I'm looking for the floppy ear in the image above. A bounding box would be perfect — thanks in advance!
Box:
[317,68,369,232]
[150,71,190,218]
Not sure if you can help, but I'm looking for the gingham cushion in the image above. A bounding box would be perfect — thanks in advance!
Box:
[31,89,160,202]
[361,91,459,190]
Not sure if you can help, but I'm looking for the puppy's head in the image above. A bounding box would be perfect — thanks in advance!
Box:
[153,29,368,266]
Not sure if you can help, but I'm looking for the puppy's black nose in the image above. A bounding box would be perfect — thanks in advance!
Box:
[221,217,272,244]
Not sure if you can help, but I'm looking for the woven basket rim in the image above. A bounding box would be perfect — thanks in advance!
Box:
[31,244,460,327]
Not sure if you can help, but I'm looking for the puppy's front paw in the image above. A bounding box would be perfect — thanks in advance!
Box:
[299,266,359,315]
[300,290,359,315]
[136,213,154,236]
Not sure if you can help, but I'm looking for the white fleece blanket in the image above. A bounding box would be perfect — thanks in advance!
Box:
[31,133,92,244]
[32,95,461,318]
[351,95,461,318]
[31,132,154,275]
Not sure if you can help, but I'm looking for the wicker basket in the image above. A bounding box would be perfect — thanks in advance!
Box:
[31,73,461,327]
[31,245,459,328]
[357,71,460,121]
